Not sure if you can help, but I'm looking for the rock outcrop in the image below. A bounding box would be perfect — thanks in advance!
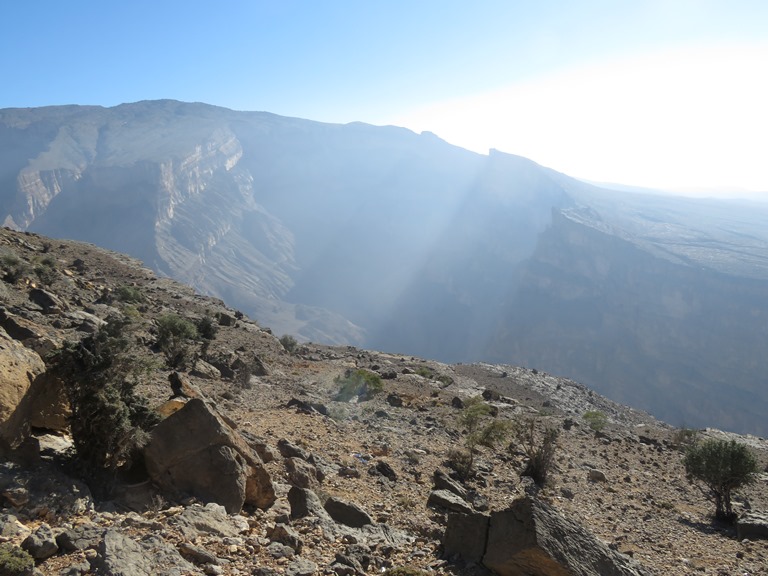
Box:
[144,398,275,513]
[444,496,652,576]
[0,329,46,449]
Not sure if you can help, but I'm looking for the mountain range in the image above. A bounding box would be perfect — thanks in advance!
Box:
[2,99,768,436]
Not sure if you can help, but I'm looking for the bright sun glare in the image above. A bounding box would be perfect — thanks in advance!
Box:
[387,43,768,193]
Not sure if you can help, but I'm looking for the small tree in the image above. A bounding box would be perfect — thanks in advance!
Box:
[684,438,759,522]
[49,316,160,496]
[450,397,510,479]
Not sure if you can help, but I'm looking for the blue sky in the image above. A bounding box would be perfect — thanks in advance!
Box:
[3,1,767,192]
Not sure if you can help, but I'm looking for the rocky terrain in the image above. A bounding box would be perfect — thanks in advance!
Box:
[1,229,767,575]
[4,100,768,436]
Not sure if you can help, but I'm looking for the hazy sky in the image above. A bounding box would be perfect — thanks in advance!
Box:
[3,1,767,192]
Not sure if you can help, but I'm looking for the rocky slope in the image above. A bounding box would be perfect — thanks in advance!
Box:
[0,227,767,575]
[3,100,768,438]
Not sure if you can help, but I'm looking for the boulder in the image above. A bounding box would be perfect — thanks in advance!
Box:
[0,327,46,448]
[428,489,473,515]
[481,497,651,576]
[737,511,768,540]
[433,469,468,500]
[324,497,374,528]
[270,523,303,553]
[21,523,58,560]
[588,469,607,482]
[286,457,321,489]
[168,371,202,399]
[0,513,31,539]
[278,438,311,460]
[90,530,195,576]
[24,372,70,432]
[28,288,65,314]
[288,487,330,521]
[444,512,490,564]
[170,503,249,539]
[144,398,275,513]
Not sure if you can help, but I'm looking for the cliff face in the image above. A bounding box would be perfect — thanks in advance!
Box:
[490,209,768,434]
[2,100,768,435]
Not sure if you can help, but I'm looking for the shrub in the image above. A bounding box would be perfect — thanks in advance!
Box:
[672,427,699,450]
[583,410,608,432]
[684,438,759,522]
[512,417,559,486]
[196,315,218,340]
[446,448,474,480]
[48,316,160,497]
[279,334,298,353]
[0,543,34,575]
[334,369,383,401]
[156,313,198,367]
[114,285,146,304]
[0,253,30,284]
[453,396,511,478]
[33,256,58,286]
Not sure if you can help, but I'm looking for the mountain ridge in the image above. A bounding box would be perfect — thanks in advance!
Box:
[2,100,768,436]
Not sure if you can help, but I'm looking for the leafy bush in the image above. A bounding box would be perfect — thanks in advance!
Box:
[156,313,198,367]
[684,438,759,522]
[452,396,511,478]
[49,316,160,496]
[583,410,608,432]
[334,369,383,401]
[0,253,30,284]
[512,417,559,486]
[196,315,218,340]
[114,285,146,304]
[672,427,699,450]
[0,543,34,575]
[279,334,298,353]
[33,256,58,286]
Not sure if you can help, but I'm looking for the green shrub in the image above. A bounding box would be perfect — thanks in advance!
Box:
[33,256,58,286]
[48,316,160,497]
[0,253,30,284]
[156,314,198,367]
[512,417,559,486]
[684,438,759,522]
[196,315,218,340]
[446,447,474,480]
[115,285,146,304]
[0,543,34,575]
[672,427,699,450]
[583,410,608,432]
[279,334,298,353]
[415,367,433,379]
[453,396,511,478]
[334,369,383,401]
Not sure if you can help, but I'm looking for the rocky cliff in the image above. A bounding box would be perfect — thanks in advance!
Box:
[2,100,768,436]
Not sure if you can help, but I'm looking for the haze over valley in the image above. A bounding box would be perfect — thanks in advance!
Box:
[2,100,768,436]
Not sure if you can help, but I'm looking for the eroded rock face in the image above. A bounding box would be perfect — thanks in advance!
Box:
[144,398,275,513]
[0,327,46,448]
[445,496,651,576]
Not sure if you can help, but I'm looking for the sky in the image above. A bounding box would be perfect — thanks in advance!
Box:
[2,1,767,193]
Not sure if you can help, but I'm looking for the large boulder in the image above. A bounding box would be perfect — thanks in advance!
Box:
[144,398,275,513]
[0,328,46,448]
[444,496,651,576]
[737,511,768,540]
